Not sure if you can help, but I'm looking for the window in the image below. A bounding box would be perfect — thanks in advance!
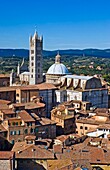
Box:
[80,126,83,129]
[30,128,34,133]
[16,130,20,135]
[4,133,7,137]
[35,128,38,133]
[11,131,16,135]
[38,63,40,67]
[16,122,18,126]
[31,69,34,73]
[74,95,77,100]
[14,131,16,135]
[38,69,40,73]
[24,129,28,134]
[20,121,22,125]
[11,140,14,145]
[12,122,15,126]
[31,62,34,66]
[10,131,13,135]
[16,93,19,97]
[27,122,32,126]
[16,100,19,103]
[38,75,40,78]
[85,127,88,130]
[31,50,34,54]
[31,75,33,78]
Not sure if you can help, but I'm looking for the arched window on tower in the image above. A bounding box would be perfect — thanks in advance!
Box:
[31,62,34,66]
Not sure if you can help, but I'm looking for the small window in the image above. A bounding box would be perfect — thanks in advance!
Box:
[12,122,15,126]
[80,126,83,129]
[10,131,13,135]
[31,62,34,66]
[24,129,28,134]
[85,127,88,130]
[31,50,34,54]
[31,75,33,78]
[11,140,14,145]
[17,130,20,135]
[16,122,18,126]
[38,63,40,67]
[14,131,16,135]
[30,128,34,133]
[16,93,19,97]
[38,69,40,73]
[32,69,34,73]
[38,75,40,78]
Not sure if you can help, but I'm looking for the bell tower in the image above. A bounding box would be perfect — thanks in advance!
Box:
[29,31,43,85]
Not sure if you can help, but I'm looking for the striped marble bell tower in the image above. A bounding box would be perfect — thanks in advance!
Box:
[29,31,43,85]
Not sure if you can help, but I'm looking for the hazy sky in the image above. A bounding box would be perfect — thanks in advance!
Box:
[0,0,110,50]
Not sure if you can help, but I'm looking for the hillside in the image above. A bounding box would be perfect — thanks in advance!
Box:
[0,49,110,58]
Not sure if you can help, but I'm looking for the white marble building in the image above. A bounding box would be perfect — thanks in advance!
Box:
[55,75,108,108]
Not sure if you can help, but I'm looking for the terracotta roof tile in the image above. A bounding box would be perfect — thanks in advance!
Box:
[0,151,14,159]
[18,110,35,122]
[12,142,54,159]
[0,100,11,105]
[1,109,15,115]
[36,83,57,90]
[47,159,73,170]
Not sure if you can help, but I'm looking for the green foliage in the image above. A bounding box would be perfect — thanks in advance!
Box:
[1,55,110,83]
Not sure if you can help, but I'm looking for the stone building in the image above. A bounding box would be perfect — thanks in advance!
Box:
[55,75,108,108]
[0,83,57,117]
[46,53,71,84]
[51,103,76,135]
[0,151,15,170]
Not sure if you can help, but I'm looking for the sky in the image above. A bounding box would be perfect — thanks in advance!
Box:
[0,0,110,50]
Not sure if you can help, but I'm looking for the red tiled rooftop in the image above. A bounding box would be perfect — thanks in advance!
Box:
[0,104,9,110]
[47,159,73,170]
[98,124,110,130]
[1,109,15,115]
[36,83,57,90]
[0,151,14,159]
[76,118,101,125]
[0,100,11,105]
[18,110,35,122]
[39,117,56,125]
[12,142,54,159]
[13,102,45,109]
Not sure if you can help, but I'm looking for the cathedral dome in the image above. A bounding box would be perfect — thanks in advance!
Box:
[47,54,70,75]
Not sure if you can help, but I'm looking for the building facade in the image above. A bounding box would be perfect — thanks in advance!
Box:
[55,75,108,108]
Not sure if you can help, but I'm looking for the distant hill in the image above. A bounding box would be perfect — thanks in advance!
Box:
[0,48,110,58]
